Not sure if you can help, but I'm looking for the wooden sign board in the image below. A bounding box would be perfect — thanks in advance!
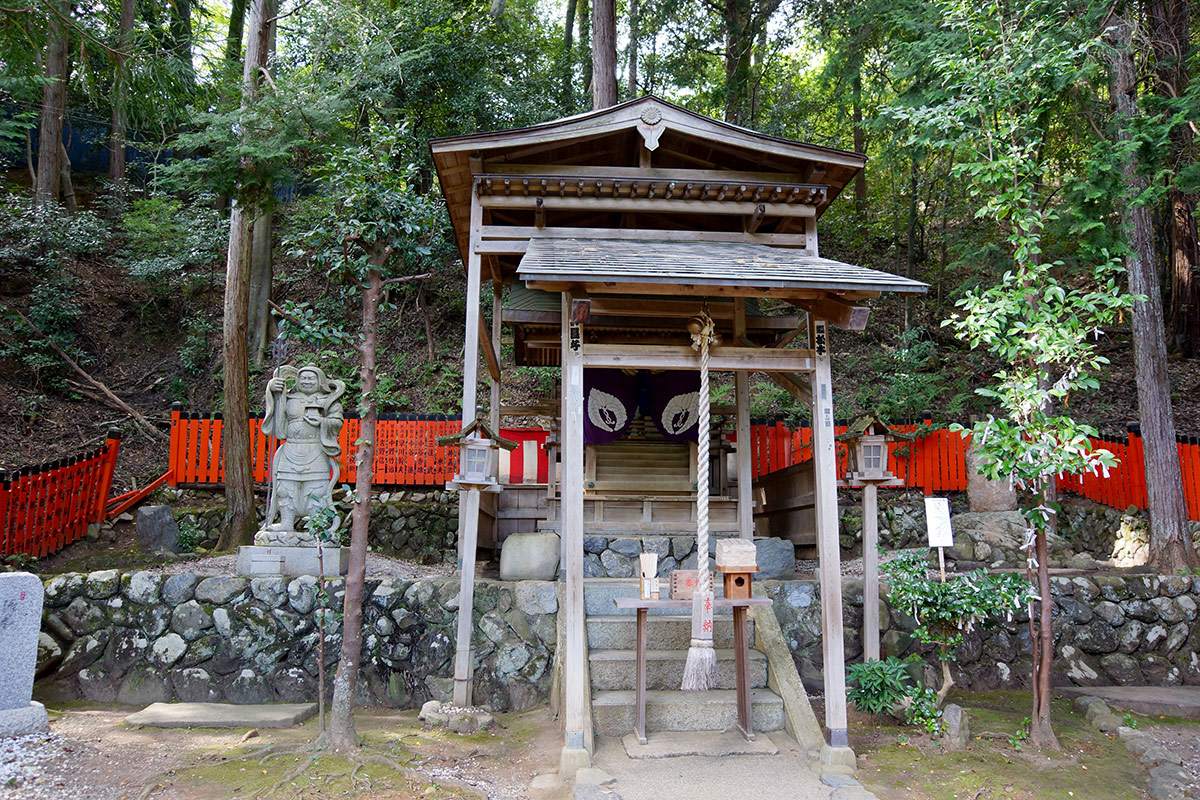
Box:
[670,570,700,600]
[924,497,954,548]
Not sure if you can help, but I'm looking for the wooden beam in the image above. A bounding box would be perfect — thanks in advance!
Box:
[745,204,766,235]
[490,284,502,431]
[479,194,817,218]
[790,296,870,331]
[766,371,813,408]
[810,316,849,748]
[501,404,558,416]
[484,163,818,184]
[862,482,880,662]
[478,225,811,250]
[479,309,501,382]
[581,344,815,372]
[526,280,833,300]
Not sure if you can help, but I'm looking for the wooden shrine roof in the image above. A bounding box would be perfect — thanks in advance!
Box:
[430,96,866,272]
[517,237,929,297]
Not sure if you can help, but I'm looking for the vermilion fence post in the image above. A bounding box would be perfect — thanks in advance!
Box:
[93,429,122,524]
[921,415,935,495]
[1127,423,1147,510]
[168,403,184,485]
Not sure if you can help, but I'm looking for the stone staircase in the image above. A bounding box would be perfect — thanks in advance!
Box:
[583,577,787,738]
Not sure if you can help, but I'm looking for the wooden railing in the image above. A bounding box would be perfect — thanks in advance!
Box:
[1,430,122,558]
[167,405,549,488]
[741,418,1200,521]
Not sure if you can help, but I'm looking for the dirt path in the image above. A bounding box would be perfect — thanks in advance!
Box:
[1,705,562,800]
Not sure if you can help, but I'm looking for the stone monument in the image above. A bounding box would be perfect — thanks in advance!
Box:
[236,365,351,577]
[965,439,1018,512]
[0,572,50,737]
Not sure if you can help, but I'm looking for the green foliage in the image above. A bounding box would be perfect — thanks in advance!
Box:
[847,657,915,716]
[179,314,218,375]
[883,551,1030,657]
[121,194,228,293]
[905,686,944,735]
[851,328,963,420]
[176,520,203,553]
[0,278,86,388]
[0,195,108,276]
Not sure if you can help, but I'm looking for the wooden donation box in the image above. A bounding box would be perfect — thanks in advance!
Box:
[715,539,758,599]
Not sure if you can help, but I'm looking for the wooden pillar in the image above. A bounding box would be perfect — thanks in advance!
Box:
[862,481,880,662]
[452,192,484,707]
[560,290,590,767]
[810,316,848,747]
[490,282,502,434]
[452,486,481,706]
[736,371,753,540]
[734,299,753,540]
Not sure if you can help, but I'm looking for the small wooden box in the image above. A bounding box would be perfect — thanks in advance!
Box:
[717,566,758,599]
[669,570,700,600]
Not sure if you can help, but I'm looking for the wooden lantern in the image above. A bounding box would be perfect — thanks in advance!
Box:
[838,414,913,485]
[436,415,518,492]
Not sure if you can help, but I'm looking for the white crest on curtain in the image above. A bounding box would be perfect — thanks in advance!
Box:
[661,391,699,435]
[587,388,628,432]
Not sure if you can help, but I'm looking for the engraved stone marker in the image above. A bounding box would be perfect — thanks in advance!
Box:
[0,572,50,737]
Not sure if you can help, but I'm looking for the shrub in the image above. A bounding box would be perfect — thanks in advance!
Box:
[847,657,914,716]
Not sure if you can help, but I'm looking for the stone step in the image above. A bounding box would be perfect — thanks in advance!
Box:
[583,578,730,616]
[586,614,755,650]
[591,688,786,737]
[589,648,769,692]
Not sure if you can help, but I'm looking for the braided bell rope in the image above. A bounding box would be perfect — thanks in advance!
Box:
[696,330,712,597]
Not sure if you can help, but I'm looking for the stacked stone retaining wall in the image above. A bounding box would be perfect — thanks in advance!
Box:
[35,570,1200,711]
[172,489,459,563]
[36,571,554,712]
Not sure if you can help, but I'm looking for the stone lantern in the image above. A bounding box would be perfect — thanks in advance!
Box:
[437,415,517,707]
[837,415,913,661]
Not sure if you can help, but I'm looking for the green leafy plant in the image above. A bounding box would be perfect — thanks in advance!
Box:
[1122,712,1138,730]
[847,657,914,716]
[883,550,1031,706]
[905,686,944,735]
[176,520,203,553]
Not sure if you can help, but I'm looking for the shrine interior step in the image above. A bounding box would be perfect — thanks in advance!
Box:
[583,578,786,739]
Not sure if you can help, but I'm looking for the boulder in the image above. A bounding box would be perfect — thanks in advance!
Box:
[499,533,561,581]
[966,442,1017,512]
[136,506,182,554]
[941,703,970,750]
[755,538,796,580]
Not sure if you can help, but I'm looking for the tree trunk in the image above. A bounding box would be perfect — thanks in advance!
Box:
[852,71,867,210]
[327,266,383,751]
[579,0,592,102]
[58,142,77,214]
[591,0,617,109]
[225,0,248,62]
[109,0,135,184]
[217,0,275,553]
[1028,524,1059,749]
[1147,0,1200,357]
[723,0,751,125]
[627,0,638,96]
[248,209,273,368]
[35,4,68,208]
[559,0,578,110]
[904,155,918,331]
[1108,13,1199,570]
[170,0,196,85]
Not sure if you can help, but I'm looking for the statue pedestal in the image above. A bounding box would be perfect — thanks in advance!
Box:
[236,545,350,577]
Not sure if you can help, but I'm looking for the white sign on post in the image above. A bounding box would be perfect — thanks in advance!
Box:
[924,497,954,548]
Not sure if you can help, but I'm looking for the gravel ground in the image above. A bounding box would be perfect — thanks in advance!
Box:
[155,552,456,580]
[1144,723,1200,790]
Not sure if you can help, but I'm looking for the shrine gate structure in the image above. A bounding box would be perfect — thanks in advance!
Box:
[430,97,926,774]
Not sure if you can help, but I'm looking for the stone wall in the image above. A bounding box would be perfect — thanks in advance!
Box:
[763,573,1200,693]
[171,489,459,563]
[36,571,555,712]
[35,568,1200,711]
[837,498,1200,568]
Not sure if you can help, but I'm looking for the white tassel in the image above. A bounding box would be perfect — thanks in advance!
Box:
[681,639,717,691]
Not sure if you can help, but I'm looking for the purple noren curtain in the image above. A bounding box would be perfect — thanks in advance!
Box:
[647,370,700,441]
[584,369,638,444]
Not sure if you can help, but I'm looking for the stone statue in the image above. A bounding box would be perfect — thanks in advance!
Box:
[255,365,346,547]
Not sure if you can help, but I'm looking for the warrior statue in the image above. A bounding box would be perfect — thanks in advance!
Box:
[255,365,346,546]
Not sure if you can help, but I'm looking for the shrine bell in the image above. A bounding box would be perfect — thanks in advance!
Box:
[714,539,758,600]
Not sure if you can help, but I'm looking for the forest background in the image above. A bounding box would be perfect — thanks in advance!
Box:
[1,0,1198,494]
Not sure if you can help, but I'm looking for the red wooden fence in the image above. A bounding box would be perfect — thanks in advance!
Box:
[740,418,1200,522]
[167,406,550,488]
[0,430,122,558]
[167,404,1200,522]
